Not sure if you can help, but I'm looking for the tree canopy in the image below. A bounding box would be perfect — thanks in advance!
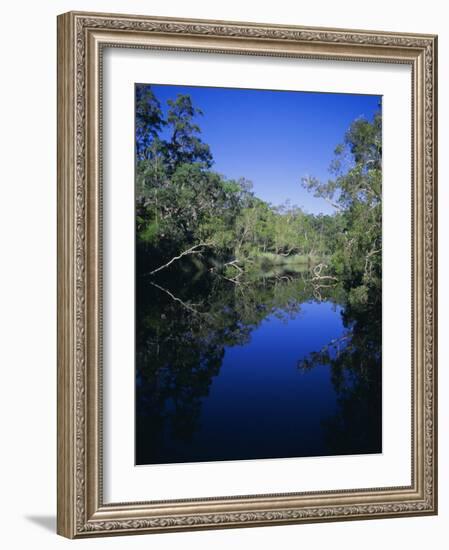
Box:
[135,84,382,311]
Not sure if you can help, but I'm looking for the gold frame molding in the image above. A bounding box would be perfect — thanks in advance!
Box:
[57,11,438,538]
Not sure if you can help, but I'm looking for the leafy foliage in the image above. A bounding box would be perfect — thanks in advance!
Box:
[302,110,382,306]
[135,85,165,161]
[135,84,382,312]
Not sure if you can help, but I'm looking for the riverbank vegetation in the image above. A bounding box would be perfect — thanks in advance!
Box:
[136,85,381,308]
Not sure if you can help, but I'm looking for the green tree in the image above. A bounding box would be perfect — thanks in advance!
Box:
[302,110,382,305]
[165,94,213,173]
[135,85,165,161]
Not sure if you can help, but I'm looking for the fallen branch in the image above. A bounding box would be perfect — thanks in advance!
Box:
[150,281,211,318]
[223,259,244,272]
[313,283,338,289]
[278,248,296,257]
[221,258,245,284]
[311,263,338,282]
[313,263,325,276]
[148,242,213,276]
[221,275,242,285]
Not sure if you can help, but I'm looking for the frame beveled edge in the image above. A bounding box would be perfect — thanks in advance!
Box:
[57,10,438,539]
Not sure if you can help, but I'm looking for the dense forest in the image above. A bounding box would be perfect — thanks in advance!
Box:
[135,84,381,307]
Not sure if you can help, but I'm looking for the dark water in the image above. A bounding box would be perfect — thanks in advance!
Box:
[135,268,382,465]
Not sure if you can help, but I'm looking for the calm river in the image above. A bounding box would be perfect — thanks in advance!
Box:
[135,269,381,465]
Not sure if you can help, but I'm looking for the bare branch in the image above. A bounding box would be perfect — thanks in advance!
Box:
[147,241,214,276]
[321,196,343,212]
[311,263,338,282]
[149,281,211,318]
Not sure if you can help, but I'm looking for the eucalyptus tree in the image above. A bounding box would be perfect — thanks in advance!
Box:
[302,110,382,305]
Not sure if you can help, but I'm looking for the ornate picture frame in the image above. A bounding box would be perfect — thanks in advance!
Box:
[57,11,437,538]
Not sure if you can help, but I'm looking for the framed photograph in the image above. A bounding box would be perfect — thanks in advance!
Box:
[57,11,438,538]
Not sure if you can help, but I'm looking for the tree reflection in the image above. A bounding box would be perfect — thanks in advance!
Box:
[136,268,381,464]
[298,296,381,454]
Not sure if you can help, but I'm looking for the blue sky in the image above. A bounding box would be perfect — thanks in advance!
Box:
[148,84,381,215]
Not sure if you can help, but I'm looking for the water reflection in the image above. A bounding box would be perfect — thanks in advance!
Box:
[136,268,381,465]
